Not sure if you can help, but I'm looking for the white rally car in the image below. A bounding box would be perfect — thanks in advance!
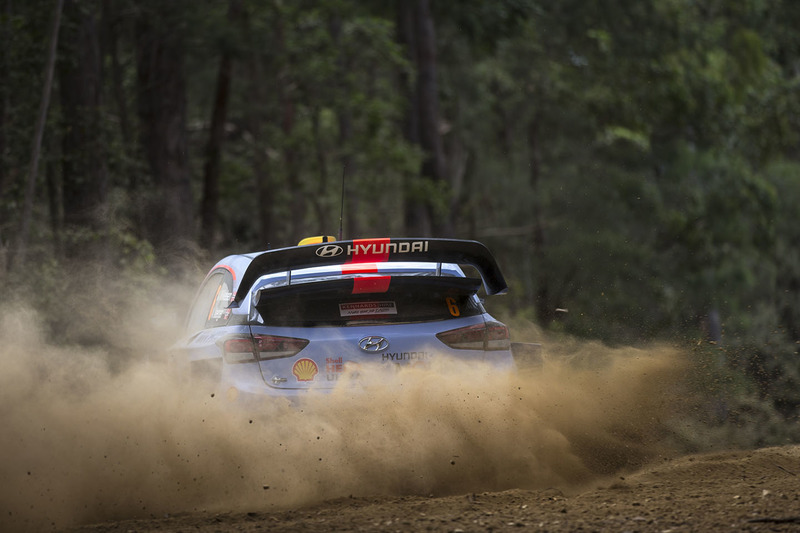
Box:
[175,237,519,401]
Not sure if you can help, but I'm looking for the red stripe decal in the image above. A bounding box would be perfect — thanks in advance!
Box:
[220,265,237,281]
[204,264,237,283]
[342,263,378,274]
[348,238,391,263]
[352,276,391,294]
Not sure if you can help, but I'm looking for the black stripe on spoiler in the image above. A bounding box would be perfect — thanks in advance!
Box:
[231,238,508,307]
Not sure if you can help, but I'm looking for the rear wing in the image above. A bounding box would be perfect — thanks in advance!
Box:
[231,238,508,307]
[256,275,483,306]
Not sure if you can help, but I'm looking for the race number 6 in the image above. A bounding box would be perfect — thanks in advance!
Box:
[446,297,460,317]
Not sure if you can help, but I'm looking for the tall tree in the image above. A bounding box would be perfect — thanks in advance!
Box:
[199,0,240,252]
[329,13,357,239]
[102,0,134,184]
[57,0,108,260]
[413,0,448,236]
[9,0,63,271]
[396,0,428,236]
[242,5,275,247]
[135,0,194,256]
[0,0,9,234]
[272,4,304,243]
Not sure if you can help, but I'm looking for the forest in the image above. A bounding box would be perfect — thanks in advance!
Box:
[1,0,800,443]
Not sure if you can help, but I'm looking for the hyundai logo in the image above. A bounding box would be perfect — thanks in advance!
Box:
[358,336,389,352]
[316,244,344,257]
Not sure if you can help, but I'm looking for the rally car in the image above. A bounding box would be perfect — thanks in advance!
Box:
[175,237,519,400]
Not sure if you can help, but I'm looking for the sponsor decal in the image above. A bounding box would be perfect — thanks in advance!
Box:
[381,351,432,362]
[347,239,429,258]
[344,361,362,381]
[292,358,319,381]
[325,356,344,381]
[208,288,233,322]
[348,238,391,262]
[339,301,397,317]
[358,336,390,352]
[314,239,429,263]
[316,239,431,263]
[315,244,344,257]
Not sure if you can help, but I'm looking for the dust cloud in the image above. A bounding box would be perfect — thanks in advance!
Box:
[0,281,687,531]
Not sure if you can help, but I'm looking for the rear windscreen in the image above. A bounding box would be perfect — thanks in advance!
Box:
[255,276,484,326]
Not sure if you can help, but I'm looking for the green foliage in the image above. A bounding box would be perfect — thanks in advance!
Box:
[3,0,800,442]
[0,0,54,239]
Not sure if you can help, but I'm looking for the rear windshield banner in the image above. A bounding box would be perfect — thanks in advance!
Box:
[339,301,397,317]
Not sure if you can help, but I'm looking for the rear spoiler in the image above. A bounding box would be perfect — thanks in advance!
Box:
[231,238,508,306]
[255,276,483,307]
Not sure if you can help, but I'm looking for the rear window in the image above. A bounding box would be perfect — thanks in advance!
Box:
[255,277,484,327]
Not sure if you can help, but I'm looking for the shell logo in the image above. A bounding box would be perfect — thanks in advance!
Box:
[292,358,319,382]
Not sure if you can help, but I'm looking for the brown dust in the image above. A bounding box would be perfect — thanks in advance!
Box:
[0,285,686,531]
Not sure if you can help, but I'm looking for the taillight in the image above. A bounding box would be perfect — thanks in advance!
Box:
[485,320,511,350]
[253,334,309,359]
[223,337,257,363]
[222,334,309,363]
[436,324,485,350]
[436,320,510,351]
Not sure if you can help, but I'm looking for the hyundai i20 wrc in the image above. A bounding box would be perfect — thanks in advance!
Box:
[175,237,519,401]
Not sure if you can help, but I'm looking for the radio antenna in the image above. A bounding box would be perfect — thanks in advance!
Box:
[338,165,346,241]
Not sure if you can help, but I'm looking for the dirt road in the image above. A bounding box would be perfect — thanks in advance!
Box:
[69,445,800,532]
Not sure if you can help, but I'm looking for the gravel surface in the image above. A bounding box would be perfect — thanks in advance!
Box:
[69,445,800,532]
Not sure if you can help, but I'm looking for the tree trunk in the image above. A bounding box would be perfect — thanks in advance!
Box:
[45,154,62,258]
[242,4,275,248]
[0,0,9,237]
[397,0,448,237]
[247,53,273,248]
[273,12,304,243]
[329,14,356,239]
[135,1,194,257]
[248,63,273,248]
[338,109,356,239]
[10,0,64,272]
[413,0,448,236]
[396,0,428,237]
[200,0,240,252]
[58,0,108,260]
[311,106,329,235]
[528,114,553,326]
[284,100,303,243]
[102,0,134,186]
